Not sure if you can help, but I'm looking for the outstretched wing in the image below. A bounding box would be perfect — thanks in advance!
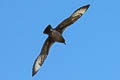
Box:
[55,4,90,33]
[32,37,54,76]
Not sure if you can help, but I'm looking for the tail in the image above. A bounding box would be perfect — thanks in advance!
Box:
[43,24,52,34]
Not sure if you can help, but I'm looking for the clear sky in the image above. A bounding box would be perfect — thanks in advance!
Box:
[0,0,120,80]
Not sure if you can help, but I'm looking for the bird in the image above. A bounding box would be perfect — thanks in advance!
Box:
[32,4,90,76]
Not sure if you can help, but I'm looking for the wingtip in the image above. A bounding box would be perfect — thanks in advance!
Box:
[83,4,90,9]
[32,56,42,77]
[86,4,90,8]
[32,73,35,77]
[87,4,90,7]
[32,69,36,77]
[32,68,38,77]
[32,65,41,77]
[32,71,36,77]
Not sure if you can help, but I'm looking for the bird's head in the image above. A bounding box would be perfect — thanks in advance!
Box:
[43,24,53,35]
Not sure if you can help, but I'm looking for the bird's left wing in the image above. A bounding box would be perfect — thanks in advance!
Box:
[32,37,54,76]
[55,4,90,33]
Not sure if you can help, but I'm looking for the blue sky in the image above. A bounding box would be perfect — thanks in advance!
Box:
[0,0,120,80]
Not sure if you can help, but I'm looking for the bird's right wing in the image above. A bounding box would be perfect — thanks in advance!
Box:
[55,4,90,33]
[32,37,54,76]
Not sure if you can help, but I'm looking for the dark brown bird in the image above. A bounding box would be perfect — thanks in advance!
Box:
[32,4,90,76]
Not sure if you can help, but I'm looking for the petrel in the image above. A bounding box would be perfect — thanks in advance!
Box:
[32,4,90,76]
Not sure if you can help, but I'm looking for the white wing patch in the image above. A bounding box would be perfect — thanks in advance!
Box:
[72,6,88,17]
[34,56,41,73]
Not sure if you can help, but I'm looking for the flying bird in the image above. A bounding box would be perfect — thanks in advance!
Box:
[32,4,90,76]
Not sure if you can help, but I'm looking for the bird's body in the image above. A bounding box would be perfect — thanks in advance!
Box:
[32,4,90,76]
[50,29,65,43]
[43,24,66,43]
